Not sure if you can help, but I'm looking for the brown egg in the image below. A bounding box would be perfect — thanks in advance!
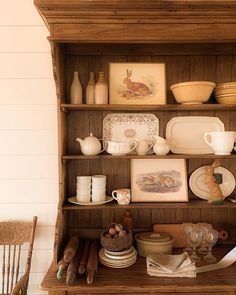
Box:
[119,230,126,237]
[117,223,123,229]
[115,224,122,232]
[105,233,112,238]
[108,227,116,236]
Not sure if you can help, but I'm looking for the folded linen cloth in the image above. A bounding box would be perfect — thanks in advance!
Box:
[146,252,196,278]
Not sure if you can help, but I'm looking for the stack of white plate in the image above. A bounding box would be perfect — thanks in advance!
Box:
[215,82,236,104]
[99,246,137,268]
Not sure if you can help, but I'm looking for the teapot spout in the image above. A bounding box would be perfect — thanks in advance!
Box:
[76,137,83,146]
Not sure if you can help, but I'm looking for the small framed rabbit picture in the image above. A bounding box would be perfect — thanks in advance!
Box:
[131,159,188,202]
[109,62,166,105]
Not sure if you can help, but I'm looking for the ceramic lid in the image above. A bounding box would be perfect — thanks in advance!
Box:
[135,232,172,243]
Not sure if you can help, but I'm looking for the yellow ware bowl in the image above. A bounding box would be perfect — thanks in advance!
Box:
[170,81,216,104]
[135,232,173,258]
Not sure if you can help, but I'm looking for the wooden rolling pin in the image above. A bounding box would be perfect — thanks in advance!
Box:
[56,258,69,280]
[79,238,90,275]
[63,236,80,263]
[86,240,99,285]
[66,239,84,285]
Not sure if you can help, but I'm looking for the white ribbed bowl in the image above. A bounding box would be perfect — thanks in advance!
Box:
[170,81,216,104]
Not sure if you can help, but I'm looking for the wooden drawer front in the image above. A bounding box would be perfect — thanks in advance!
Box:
[157,292,234,295]
[67,292,234,295]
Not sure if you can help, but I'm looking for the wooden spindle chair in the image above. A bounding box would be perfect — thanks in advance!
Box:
[0,216,37,295]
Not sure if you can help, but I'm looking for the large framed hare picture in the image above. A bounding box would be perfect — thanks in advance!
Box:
[131,159,188,202]
[109,63,166,105]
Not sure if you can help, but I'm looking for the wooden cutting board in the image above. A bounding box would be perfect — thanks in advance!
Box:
[153,224,186,247]
[153,224,229,248]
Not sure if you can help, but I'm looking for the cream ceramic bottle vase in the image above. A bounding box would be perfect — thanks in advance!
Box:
[95,71,108,104]
[70,71,82,104]
[86,72,95,104]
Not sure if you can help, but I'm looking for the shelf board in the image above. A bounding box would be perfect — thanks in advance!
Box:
[62,153,236,160]
[41,245,236,293]
[63,199,236,210]
[61,103,236,111]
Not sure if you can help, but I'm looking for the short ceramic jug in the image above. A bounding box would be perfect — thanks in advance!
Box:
[153,136,170,155]
[136,139,153,155]
[76,133,104,156]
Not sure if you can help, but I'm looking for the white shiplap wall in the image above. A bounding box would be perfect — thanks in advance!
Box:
[0,1,58,294]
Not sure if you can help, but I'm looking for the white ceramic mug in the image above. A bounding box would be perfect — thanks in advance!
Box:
[204,131,236,155]
[105,140,137,156]
[112,188,131,205]
[76,194,91,203]
[76,176,91,183]
[136,140,153,155]
[91,194,106,203]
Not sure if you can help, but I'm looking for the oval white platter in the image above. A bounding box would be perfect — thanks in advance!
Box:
[166,116,225,154]
[189,166,236,200]
[68,196,113,206]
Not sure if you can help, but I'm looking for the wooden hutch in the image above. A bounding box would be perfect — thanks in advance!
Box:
[34,1,236,294]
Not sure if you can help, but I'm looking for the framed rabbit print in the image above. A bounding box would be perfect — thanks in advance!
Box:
[109,62,166,105]
[131,159,188,202]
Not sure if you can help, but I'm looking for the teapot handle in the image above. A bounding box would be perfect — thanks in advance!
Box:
[147,141,154,152]
[99,139,107,153]
[128,140,137,153]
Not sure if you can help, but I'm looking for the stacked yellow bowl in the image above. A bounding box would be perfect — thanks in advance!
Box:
[215,82,236,104]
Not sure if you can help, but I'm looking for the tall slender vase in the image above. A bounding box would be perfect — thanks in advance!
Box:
[95,72,108,104]
[70,71,82,104]
[86,72,95,104]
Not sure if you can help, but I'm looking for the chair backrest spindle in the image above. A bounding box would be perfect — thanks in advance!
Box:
[10,245,17,294]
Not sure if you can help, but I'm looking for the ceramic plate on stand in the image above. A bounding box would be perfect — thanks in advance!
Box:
[166,116,225,154]
[68,196,113,206]
[189,166,235,200]
[103,113,159,153]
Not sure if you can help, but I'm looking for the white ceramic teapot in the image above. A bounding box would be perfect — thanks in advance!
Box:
[76,133,104,156]
[153,136,170,155]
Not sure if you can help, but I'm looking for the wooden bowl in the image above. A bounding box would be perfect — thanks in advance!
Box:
[101,228,132,252]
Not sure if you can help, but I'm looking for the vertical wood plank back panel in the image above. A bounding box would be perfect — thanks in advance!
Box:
[63,44,236,243]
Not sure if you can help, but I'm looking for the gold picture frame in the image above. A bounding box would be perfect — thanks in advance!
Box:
[131,159,188,202]
[109,62,166,105]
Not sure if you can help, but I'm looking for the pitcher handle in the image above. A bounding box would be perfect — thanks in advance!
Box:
[204,133,213,147]
[129,140,137,153]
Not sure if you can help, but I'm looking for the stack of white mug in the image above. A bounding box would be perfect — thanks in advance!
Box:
[91,175,106,202]
[76,175,106,203]
[76,176,92,203]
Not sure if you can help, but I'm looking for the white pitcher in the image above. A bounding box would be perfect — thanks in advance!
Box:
[204,131,236,155]
[153,136,170,155]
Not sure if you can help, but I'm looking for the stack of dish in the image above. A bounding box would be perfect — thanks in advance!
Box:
[99,246,137,268]
[214,82,236,104]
